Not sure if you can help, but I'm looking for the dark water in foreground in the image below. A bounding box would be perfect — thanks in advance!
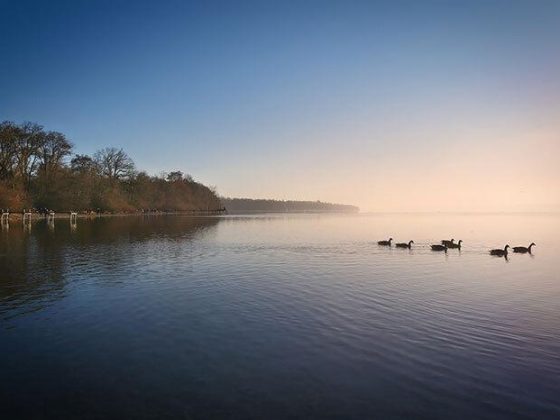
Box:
[1,213,559,419]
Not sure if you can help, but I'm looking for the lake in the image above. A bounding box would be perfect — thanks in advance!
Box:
[1,213,559,419]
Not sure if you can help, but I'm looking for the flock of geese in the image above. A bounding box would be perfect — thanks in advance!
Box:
[377,238,536,257]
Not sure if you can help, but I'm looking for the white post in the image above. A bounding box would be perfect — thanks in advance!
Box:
[70,212,77,228]
[1,211,8,224]
[23,210,32,224]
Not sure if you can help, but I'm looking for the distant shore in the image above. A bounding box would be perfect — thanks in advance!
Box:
[224,210,359,215]
[220,198,359,214]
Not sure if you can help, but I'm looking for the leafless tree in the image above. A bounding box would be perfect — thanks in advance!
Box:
[166,171,183,182]
[94,147,136,180]
[70,154,96,173]
[38,131,73,179]
[14,122,45,186]
[0,121,19,181]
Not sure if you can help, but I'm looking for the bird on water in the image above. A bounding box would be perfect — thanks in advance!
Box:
[513,243,535,253]
[447,240,463,249]
[441,239,454,246]
[396,240,414,249]
[431,244,447,252]
[378,238,393,246]
[490,245,510,256]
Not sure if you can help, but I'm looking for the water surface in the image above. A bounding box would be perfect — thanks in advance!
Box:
[1,213,559,419]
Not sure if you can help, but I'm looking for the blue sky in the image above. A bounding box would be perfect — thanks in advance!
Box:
[1,0,559,211]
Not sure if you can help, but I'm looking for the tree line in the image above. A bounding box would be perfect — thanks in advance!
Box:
[0,121,222,212]
[220,198,359,213]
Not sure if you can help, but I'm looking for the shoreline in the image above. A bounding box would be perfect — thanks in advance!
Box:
[1,210,227,221]
[0,209,363,223]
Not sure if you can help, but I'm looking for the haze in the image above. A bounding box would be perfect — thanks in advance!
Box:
[1,0,559,212]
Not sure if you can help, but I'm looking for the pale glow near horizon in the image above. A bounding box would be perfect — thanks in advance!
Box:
[207,99,560,212]
[2,1,559,212]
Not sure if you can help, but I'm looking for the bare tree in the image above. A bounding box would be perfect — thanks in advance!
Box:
[94,147,135,180]
[70,154,96,173]
[38,131,73,179]
[0,121,19,181]
[166,171,183,182]
[14,122,45,186]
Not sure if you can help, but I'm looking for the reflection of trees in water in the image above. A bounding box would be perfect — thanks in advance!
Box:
[0,216,220,320]
[72,216,220,285]
[76,215,219,243]
[0,225,67,320]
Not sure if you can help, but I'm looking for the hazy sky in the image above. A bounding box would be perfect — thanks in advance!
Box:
[1,0,559,212]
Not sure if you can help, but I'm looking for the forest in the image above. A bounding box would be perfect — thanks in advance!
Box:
[220,198,359,213]
[0,121,222,213]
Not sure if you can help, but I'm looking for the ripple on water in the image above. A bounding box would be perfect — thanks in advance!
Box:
[1,214,559,419]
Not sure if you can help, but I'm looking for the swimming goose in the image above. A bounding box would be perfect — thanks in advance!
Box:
[378,238,393,246]
[447,240,463,249]
[441,239,454,246]
[431,244,447,252]
[396,240,414,249]
[490,245,510,256]
[513,243,535,253]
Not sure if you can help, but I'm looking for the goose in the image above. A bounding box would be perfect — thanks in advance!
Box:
[447,240,463,249]
[431,244,447,252]
[441,239,454,246]
[513,243,535,253]
[490,245,510,256]
[377,238,393,246]
[396,240,414,249]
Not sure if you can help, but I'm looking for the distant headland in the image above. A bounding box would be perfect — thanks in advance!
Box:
[221,198,359,214]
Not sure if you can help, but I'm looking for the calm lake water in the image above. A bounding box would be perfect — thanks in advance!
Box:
[1,213,559,419]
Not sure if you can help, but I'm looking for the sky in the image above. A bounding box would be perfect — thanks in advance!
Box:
[1,0,559,212]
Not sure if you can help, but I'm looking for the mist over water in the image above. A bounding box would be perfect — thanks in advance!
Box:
[1,213,559,419]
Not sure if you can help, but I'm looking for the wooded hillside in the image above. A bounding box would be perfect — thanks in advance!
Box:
[0,121,221,212]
